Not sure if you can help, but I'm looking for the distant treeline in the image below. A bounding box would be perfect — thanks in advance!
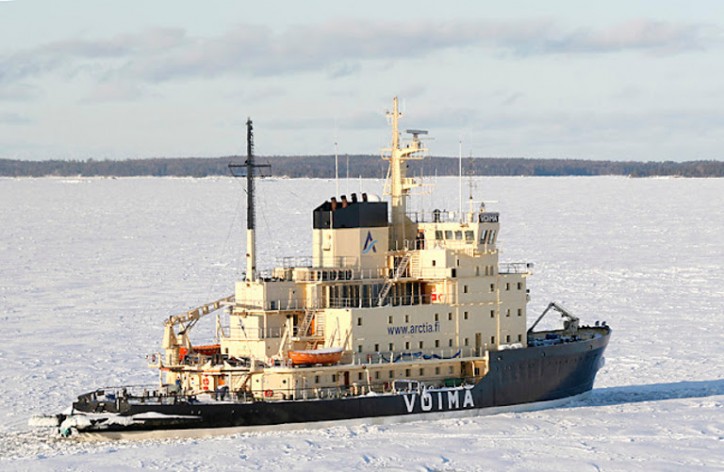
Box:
[1,155,722,178]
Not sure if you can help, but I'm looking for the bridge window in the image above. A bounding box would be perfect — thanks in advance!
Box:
[488,230,497,244]
[455,230,463,240]
[445,230,453,239]
[435,230,443,240]
[480,229,488,243]
[465,230,474,242]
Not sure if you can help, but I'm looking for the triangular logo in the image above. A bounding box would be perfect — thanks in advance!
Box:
[362,231,377,254]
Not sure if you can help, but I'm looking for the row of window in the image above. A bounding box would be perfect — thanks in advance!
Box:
[479,229,496,245]
[432,229,498,245]
[460,281,524,293]
[435,229,475,242]
[474,265,496,276]
[313,365,457,384]
[357,307,523,327]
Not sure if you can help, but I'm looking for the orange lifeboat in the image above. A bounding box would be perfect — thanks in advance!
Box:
[178,344,221,361]
[288,347,343,366]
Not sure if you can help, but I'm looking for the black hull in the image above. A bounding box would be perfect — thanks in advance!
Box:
[70,329,609,435]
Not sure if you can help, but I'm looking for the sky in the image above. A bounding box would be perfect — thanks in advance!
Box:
[0,0,723,162]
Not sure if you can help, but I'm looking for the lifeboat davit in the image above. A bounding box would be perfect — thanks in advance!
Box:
[288,347,343,366]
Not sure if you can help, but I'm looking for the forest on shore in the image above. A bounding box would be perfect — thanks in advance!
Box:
[1,155,722,178]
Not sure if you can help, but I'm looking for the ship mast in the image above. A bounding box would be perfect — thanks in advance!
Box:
[229,118,270,281]
[245,118,256,281]
[383,97,427,249]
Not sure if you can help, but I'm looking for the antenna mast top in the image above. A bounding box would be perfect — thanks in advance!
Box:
[382,97,428,249]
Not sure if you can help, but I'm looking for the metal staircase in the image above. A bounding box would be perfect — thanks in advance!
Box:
[295,308,324,339]
[377,252,411,307]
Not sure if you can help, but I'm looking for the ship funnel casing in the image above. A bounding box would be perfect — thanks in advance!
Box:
[312,199,389,269]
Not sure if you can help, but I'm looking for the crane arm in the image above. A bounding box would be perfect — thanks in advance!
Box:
[165,295,235,331]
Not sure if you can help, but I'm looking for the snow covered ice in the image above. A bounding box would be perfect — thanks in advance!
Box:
[0,176,722,471]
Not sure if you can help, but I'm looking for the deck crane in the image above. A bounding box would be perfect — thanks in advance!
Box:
[162,295,234,365]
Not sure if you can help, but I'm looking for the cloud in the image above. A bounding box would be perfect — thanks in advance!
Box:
[0,83,42,101]
[529,19,717,55]
[500,92,524,106]
[82,80,147,103]
[0,112,32,125]
[0,19,719,86]
[327,62,361,78]
[0,27,190,84]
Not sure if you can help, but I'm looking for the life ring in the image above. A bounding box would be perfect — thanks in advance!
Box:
[202,377,210,386]
[264,389,273,398]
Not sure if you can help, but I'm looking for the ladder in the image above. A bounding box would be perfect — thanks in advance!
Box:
[296,308,325,338]
[377,252,411,307]
[297,309,315,337]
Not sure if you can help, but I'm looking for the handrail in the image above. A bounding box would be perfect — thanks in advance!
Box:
[498,262,533,274]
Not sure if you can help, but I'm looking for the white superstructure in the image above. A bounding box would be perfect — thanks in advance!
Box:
[158,98,532,401]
